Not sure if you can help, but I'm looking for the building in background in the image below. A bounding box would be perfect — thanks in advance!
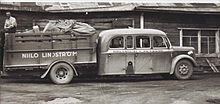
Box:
[0,2,44,31]
[0,2,220,71]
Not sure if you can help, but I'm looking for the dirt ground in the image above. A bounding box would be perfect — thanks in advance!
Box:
[0,73,220,104]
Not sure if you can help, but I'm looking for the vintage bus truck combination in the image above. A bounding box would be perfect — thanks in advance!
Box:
[1,29,197,84]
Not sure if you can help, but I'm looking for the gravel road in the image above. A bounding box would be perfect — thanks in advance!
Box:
[0,74,220,104]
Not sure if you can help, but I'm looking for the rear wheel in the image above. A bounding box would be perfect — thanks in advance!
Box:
[50,63,74,84]
[174,60,193,80]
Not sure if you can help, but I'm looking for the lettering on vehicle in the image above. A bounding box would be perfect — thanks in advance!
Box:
[21,51,77,59]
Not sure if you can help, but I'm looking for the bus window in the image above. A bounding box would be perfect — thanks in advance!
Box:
[126,36,133,48]
[153,36,166,47]
[136,36,150,48]
[109,36,124,48]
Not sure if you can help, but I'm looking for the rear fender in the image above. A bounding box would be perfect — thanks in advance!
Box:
[41,60,78,78]
[170,55,197,74]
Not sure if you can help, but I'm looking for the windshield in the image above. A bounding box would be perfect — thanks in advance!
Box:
[164,37,171,48]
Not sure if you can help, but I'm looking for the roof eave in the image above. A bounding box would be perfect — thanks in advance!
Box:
[46,4,137,13]
[135,6,220,15]
[47,9,133,13]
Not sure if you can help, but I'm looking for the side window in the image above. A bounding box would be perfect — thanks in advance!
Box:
[109,36,124,48]
[126,36,133,48]
[153,36,166,47]
[136,36,150,48]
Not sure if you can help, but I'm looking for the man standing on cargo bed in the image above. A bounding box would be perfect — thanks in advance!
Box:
[4,12,17,33]
[0,12,17,72]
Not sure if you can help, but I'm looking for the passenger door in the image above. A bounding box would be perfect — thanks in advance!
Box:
[134,36,153,74]
[106,36,126,75]
[151,36,172,73]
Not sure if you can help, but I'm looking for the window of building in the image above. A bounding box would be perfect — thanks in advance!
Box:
[126,36,133,48]
[136,36,150,48]
[201,31,216,54]
[109,36,124,48]
[182,30,198,53]
[153,36,166,47]
[180,28,220,55]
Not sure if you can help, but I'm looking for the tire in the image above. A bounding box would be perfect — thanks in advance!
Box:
[174,60,193,80]
[50,63,74,84]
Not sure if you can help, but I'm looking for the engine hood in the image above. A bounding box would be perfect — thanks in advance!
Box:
[172,46,195,51]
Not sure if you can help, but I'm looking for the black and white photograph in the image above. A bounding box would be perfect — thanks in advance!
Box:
[0,1,220,104]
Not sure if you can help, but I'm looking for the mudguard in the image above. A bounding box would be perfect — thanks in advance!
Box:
[41,60,78,78]
[170,55,197,74]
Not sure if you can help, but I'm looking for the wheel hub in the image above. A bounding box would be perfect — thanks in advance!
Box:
[56,68,68,79]
[179,64,189,75]
[58,70,65,76]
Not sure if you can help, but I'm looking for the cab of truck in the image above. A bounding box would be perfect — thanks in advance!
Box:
[97,29,197,80]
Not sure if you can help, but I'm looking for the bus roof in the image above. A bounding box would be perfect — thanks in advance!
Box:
[99,29,166,37]
[99,29,167,44]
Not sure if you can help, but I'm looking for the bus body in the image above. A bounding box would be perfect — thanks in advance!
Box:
[2,29,197,84]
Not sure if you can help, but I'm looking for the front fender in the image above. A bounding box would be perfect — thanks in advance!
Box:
[170,55,197,74]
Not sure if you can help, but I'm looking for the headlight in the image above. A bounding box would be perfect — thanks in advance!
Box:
[187,51,193,55]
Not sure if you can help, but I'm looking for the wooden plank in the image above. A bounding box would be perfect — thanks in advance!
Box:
[198,30,201,54]
[6,47,94,53]
[112,19,133,28]
[78,18,133,23]
[180,29,183,47]
[205,58,216,72]
[216,30,220,53]
[206,58,219,72]
[12,42,44,50]
[14,33,93,37]
[211,64,219,72]
[140,13,144,29]
[178,27,220,30]
[15,37,87,42]
[93,23,112,29]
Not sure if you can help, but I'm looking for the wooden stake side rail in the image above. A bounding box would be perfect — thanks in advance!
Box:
[13,32,93,37]
[9,32,93,42]
[15,37,87,42]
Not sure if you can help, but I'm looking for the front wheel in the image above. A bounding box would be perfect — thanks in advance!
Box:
[50,63,74,84]
[174,60,193,80]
